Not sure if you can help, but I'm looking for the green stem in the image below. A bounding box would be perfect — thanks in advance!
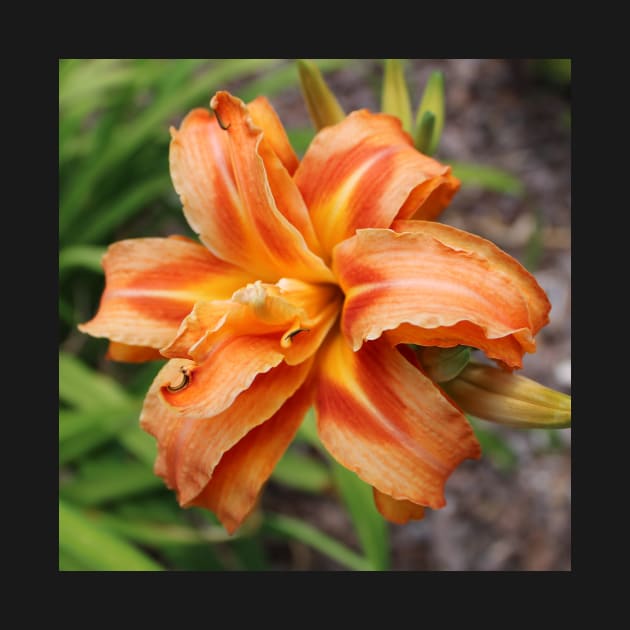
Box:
[262,513,373,571]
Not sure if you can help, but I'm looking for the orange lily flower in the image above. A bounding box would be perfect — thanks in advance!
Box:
[79,91,551,534]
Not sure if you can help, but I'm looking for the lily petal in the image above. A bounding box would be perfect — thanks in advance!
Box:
[161,336,286,419]
[333,228,536,369]
[106,342,164,363]
[190,378,315,533]
[315,333,480,509]
[247,96,299,175]
[169,92,332,282]
[274,279,342,365]
[372,487,425,524]
[140,356,314,506]
[78,236,252,351]
[294,110,459,257]
[393,220,551,334]
[248,97,324,256]
[162,279,341,368]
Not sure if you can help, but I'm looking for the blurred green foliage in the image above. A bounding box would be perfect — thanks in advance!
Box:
[530,58,571,87]
[59,59,542,571]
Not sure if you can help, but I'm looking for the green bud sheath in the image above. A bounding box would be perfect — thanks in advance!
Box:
[381,59,413,133]
[417,345,471,383]
[443,362,571,429]
[414,111,436,155]
[414,70,445,155]
[296,59,345,131]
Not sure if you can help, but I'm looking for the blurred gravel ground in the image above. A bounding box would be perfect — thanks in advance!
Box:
[264,59,571,571]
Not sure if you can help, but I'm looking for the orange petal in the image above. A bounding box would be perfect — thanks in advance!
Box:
[140,356,314,506]
[162,279,342,368]
[255,121,325,259]
[333,228,536,369]
[247,96,299,175]
[315,333,480,509]
[294,110,459,258]
[190,377,315,533]
[248,96,323,256]
[273,279,342,365]
[398,170,461,222]
[159,300,235,362]
[372,487,425,525]
[387,322,526,371]
[393,220,551,334]
[169,93,332,282]
[106,342,164,363]
[160,336,285,420]
[78,236,252,351]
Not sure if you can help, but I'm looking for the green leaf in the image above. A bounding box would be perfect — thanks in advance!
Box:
[112,495,187,525]
[59,548,90,571]
[381,59,413,132]
[414,71,445,155]
[59,297,75,326]
[59,404,141,464]
[60,458,163,506]
[61,400,139,440]
[64,175,172,245]
[417,345,472,383]
[117,425,157,468]
[153,58,211,98]
[160,545,225,571]
[263,513,372,571]
[329,463,389,570]
[59,500,163,571]
[92,511,235,546]
[60,59,134,109]
[271,448,331,494]
[59,430,103,465]
[58,246,106,274]
[59,409,98,443]
[60,59,280,241]
[58,59,84,89]
[229,537,269,571]
[59,353,131,411]
[125,361,164,397]
[450,161,525,197]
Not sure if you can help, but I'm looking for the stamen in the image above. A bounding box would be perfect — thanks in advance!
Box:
[167,367,190,392]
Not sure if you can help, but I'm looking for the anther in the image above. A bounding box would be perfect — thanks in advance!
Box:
[167,367,190,392]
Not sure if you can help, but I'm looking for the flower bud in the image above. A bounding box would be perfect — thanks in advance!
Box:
[442,362,571,429]
[414,70,445,155]
[381,59,413,133]
[414,111,436,156]
[297,59,345,130]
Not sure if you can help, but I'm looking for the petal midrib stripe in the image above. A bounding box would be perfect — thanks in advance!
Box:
[338,375,449,477]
